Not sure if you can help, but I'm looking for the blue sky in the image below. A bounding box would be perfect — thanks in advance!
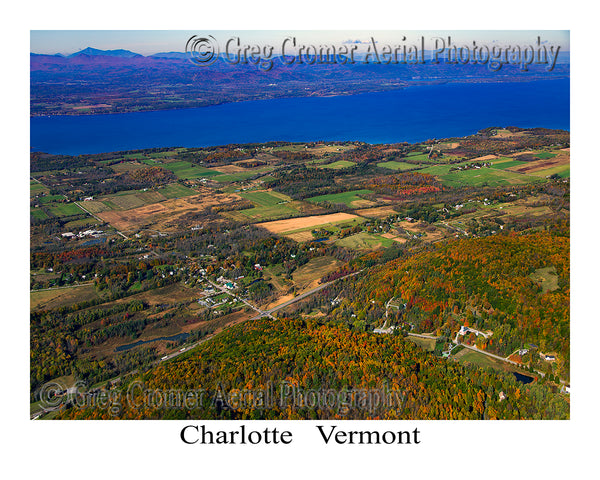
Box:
[31,30,570,56]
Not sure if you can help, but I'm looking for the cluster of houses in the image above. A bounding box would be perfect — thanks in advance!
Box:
[450,162,492,172]
[61,229,103,239]
[198,296,230,308]
[216,275,237,290]
[373,325,396,334]
[458,325,486,337]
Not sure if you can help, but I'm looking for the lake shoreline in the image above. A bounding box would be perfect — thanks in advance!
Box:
[31,78,570,156]
[29,75,569,120]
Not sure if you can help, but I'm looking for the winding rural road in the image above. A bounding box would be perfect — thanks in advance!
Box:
[250,270,362,320]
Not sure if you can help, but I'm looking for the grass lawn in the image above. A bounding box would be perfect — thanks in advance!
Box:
[47,203,87,217]
[102,190,169,210]
[213,170,269,183]
[529,266,559,293]
[239,190,292,207]
[528,164,571,178]
[79,200,111,214]
[147,150,179,159]
[406,336,436,352]
[335,232,396,250]
[455,349,506,371]
[292,256,342,288]
[123,153,147,160]
[534,152,557,160]
[159,161,223,179]
[403,153,432,163]
[36,195,65,204]
[490,158,528,169]
[30,207,49,221]
[31,284,100,311]
[263,264,290,291]
[103,194,145,210]
[159,183,198,199]
[319,160,356,169]
[110,161,149,173]
[30,181,50,196]
[306,189,374,208]
[377,161,419,171]
[271,144,306,153]
[419,162,541,187]
[229,203,301,222]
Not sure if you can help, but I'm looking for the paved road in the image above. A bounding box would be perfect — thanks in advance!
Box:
[251,270,362,320]
[459,343,520,366]
[455,342,547,378]
[31,282,95,293]
[407,332,440,340]
[206,280,273,319]
[73,201,103,222]
[439,221,468,236]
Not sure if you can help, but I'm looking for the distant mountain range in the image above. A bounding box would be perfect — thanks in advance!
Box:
[32,47,173,58]
[30,46,570,117]
[69,47,142,58]
[31,47,571,63]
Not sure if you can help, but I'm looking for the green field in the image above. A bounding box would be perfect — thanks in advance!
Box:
[36,194,66,204]
[110,161,148,173]
[47,203,86,218]
[319,160,356,169]
[306,189,374,208]
[529,164,570,178]
[335,232,396,250]
[213,170,270,183]
[155,161,222,180]
[377,161,419,171]
[147,150,179,159]
[406,336,436,352]
[529,266,559,293]
[271,145,307,153]
[31,284,101,311]
[292,255,343,288]
[159,183,198,199]
[403,153,431,162]
[418,162,541,187]
[122,153,147,160]
[228,203,301,222]
[239,190,292,207]
[31,207,49,221]
[104,194,146,210]
[490,158,527,170]
[534,152,557,160]
[491,161,528,170]
[78,200,111,214]
[30,181,49,196]
[455,349,506,371]
[64,218,98,229]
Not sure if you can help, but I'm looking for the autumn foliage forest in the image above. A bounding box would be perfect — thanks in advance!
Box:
[59,317,568,420]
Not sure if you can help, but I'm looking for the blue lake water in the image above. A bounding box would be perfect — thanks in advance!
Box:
[513,371,535,384]
[30,79,569,155]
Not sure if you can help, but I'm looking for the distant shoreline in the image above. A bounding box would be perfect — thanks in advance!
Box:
[29,75,569,119]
